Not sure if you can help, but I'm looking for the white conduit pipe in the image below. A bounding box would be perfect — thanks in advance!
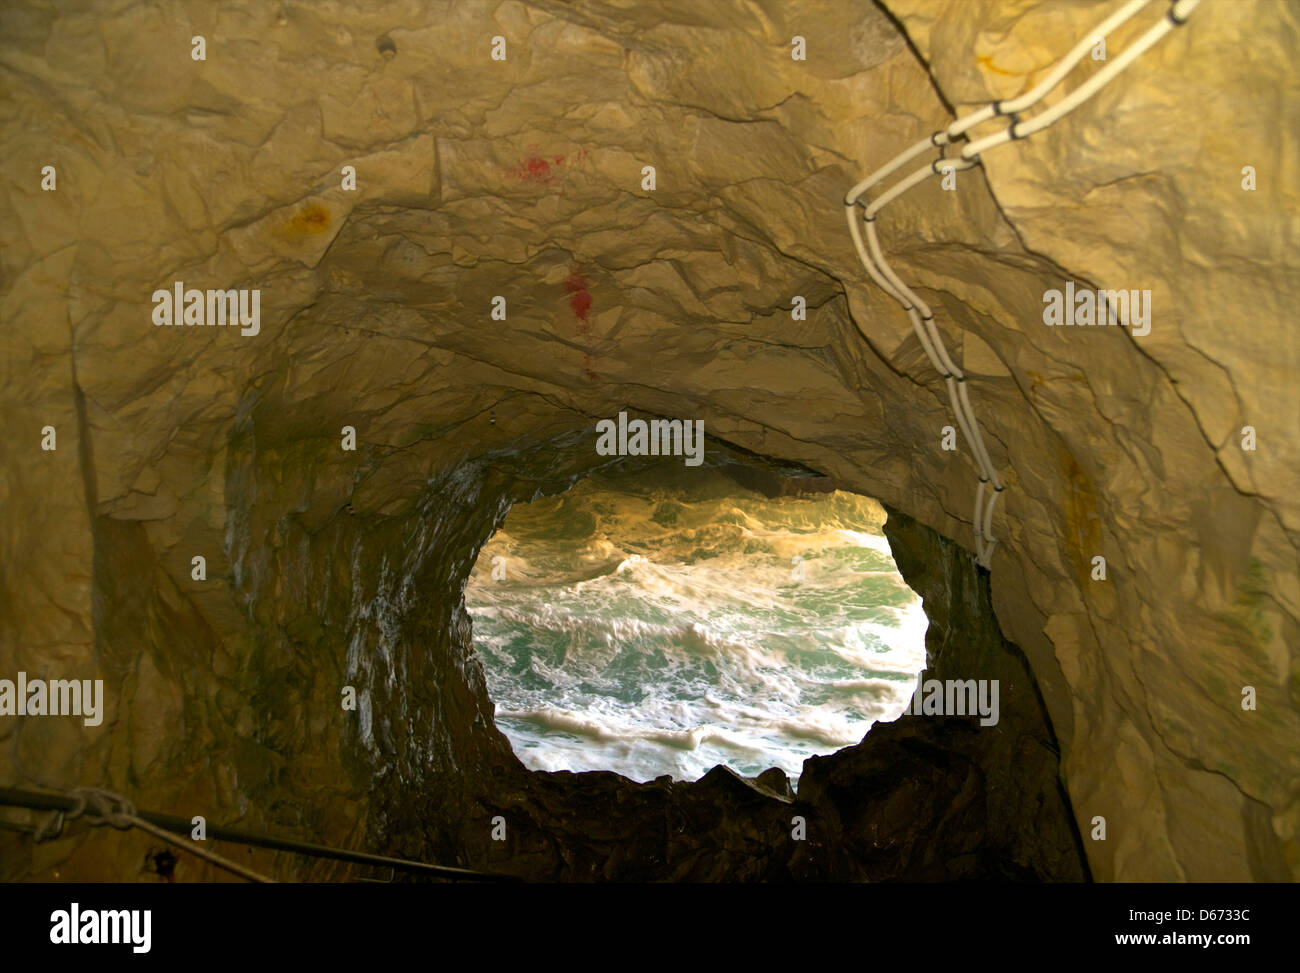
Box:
[957,379,999,485]
[864,218,964,381]
[987,0,1153,118]
[851,194,999,553]
[849,0,1161,204]
[981,482,1001,550]
[864,157,976,219]
[863,205,997,501]
[867,208,1005,555]
[845,134,944,203]
[944,377,982,474]
[863,206,1007,562]
[848,201,961,399]
[865,224,959,375]
[962,0,1202,160]
[866,217,1002,499]
[845,204,906,303]
[865,187,1003,514]
[1018,0,1198,132]
[844,0,1200,567]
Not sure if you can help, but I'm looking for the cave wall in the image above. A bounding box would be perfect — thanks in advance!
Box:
[885,0,1299,881]
[1,0,1295,881]
[4,394,1089,881]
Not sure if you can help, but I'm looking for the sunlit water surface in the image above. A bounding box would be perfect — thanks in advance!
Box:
[467,469,927,784]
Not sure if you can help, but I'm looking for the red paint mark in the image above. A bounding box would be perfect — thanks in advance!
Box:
[570,289,592,322]
[563,271,598,381]
[564,273,592,327]
[503,147,589,187]
[506,155,555,183]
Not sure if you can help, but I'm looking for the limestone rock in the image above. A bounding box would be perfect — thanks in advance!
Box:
[0,0,1294,882]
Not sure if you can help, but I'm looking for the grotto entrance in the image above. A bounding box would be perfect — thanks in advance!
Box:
[465,461,928,786]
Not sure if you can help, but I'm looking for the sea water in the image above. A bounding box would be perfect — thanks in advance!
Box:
[466,468,927,786]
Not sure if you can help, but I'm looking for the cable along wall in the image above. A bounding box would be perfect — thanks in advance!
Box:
[844,0,1201,567]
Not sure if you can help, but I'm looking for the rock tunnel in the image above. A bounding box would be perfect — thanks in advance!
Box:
[1,0,1296,885]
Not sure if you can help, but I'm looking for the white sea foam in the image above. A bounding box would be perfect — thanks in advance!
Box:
[467,468,927,784]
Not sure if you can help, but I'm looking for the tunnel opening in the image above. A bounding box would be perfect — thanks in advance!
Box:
[465,459,928,786]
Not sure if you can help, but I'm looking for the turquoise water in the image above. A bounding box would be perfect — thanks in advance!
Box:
[466,468,927,784]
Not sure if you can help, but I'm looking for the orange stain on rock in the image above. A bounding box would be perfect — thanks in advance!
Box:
[282,204,331,237]
[976,55,1019,77]
[1060,448,1101,585]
